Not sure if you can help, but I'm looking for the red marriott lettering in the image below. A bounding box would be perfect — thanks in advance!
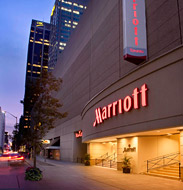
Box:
[133,0,139,46]
[93,84,148,127]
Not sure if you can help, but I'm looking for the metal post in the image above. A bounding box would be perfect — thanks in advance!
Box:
[179,162,181,179]
[110,160,111,168]
[147,160,148,173]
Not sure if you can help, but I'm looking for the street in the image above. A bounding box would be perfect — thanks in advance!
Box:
[0,158,183,190]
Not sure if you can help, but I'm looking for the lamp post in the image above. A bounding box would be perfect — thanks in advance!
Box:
[3,111,18,151]
[3,111,17,128]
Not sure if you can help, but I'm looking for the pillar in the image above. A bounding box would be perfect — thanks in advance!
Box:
[180,131,183,181]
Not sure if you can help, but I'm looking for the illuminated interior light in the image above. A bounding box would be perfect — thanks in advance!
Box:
[167,133,172,136]
[62,0,72,5]
[27,70,31,73]
[73,21,78,25]
[28,63,31,65]
[43,66,48,68]
[72,26,76,28]
[35,41,43,44]
[59,46,64,50]
[60,42,66,46]
[30,40,33,42]
[61,7,72,12]
[73,10,80,15]
[44,43,50,46]
[36,22,43,27]
[33,64,41,67]
[65,24,71,27]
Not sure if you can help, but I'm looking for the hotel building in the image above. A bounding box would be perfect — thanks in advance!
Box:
[45,0,183,180]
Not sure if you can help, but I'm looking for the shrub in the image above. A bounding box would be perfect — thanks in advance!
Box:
[84,154,90,166]
[25,167,43,181]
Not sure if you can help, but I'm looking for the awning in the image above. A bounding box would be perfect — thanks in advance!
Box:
[45,146,60,150]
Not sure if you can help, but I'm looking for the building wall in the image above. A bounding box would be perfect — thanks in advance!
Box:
[46,0,183,162]
[82,46,183,142]
[53,0,183,125]
[88,142,117,159]
[117,134,179,173]
[138,134,180,173]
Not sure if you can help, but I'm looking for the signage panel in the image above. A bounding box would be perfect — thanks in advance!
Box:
[123,0,147,64]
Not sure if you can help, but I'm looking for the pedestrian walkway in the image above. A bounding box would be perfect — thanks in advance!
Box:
[0,157,183,190]
[24,157,183,190]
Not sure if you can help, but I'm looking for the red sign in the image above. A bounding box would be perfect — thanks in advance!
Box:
[75,130,83,138]
[123,0,147,64]
[93,84,148,127]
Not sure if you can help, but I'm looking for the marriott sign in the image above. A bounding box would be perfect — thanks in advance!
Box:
[93,84,148,127]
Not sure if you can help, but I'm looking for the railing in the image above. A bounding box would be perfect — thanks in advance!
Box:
[95,153,108,165]
[96,153,117,168]
[147,152,180,177]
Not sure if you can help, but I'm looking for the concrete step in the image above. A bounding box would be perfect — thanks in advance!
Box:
[147,172,180,180]
[147,163,180,180]
[149,170,179,177]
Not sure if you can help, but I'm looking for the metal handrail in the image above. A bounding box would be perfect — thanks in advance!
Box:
[147,151,179,162]
[95,153,108,165]
[101,153,117,168]
[147,152,180,178]
[105,153,116,161]
[97,152,108,159]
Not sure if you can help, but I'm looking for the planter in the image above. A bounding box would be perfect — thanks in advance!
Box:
[123,167,130,173]
[84,160,90,166]
[25,167,43,181]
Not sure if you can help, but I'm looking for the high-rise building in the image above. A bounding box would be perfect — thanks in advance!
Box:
[0,107,5,152]
[23,20,51,129]
[48,0,89,70]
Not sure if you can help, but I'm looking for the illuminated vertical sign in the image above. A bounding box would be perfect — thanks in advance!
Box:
[123,0,147,64]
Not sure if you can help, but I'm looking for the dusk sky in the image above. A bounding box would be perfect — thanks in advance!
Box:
[0,0,55,135]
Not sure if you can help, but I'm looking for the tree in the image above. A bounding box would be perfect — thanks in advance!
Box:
[28,71,67,167]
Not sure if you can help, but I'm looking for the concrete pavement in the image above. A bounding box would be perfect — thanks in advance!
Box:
[0,157,183,189]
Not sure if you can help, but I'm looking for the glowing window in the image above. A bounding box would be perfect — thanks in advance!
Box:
[73,10,80,15]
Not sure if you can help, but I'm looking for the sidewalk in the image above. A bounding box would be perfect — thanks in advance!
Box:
[1,157,183,190]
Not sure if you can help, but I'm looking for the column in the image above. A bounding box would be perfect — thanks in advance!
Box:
[180,131,183,181]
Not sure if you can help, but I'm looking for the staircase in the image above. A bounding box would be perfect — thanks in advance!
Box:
[147,163,180,180]
[95,153,117,169]
[146,152,180,180]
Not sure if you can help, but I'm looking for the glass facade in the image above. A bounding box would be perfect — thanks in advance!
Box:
[48,0,89,70]
[23,20,51,129]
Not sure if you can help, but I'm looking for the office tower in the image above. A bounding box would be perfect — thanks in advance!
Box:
[0,107,5,152]
[23,20,51,129]
[48,0,89,70]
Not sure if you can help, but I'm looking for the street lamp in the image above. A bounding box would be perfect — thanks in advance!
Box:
[3,111,17,127]
[3,111,18,151]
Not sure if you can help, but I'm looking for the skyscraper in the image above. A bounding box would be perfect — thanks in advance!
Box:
[23,20,51,129]
[48,0,89,70]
